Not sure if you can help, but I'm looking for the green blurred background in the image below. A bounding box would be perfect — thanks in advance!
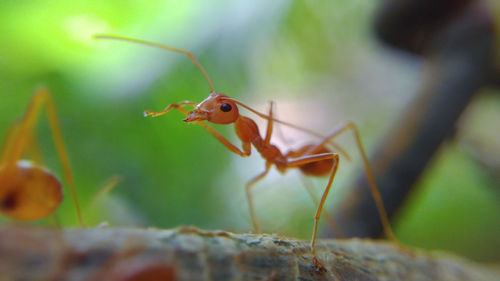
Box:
[1,0,499,262]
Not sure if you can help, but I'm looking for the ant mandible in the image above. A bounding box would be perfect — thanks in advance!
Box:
[94,34,398,271]
[0,88,84,226]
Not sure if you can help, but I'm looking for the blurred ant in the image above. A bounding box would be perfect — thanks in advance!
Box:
[0,88,84,226]
[94,34,398,271]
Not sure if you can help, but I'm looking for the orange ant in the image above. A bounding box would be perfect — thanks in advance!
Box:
[0,88,84,226]
[94,34,398,271]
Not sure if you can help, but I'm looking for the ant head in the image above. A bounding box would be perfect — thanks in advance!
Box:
[184,92,239,124]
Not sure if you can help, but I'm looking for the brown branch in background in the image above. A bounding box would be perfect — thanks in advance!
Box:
[494,66,500,87]
[329,0,499,238]
[373,0,474,55]
[0,226,499,281]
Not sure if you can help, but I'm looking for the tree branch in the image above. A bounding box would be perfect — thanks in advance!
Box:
[0,225,498,281]
[332,0,499,238]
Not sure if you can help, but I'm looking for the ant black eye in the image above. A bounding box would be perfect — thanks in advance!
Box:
[220,103,232,112]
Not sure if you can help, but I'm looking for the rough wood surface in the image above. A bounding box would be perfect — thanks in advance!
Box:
[0,225,498,281]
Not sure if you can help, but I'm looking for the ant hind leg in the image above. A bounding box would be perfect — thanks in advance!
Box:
[286,152,340,272]
[317,122,397,242]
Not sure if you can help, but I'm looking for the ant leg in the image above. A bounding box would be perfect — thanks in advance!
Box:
[263,102,274,145]
[256,102,343,239]
[90,176,122,206]
[5,88,85,226]
[0,121,23,166]
[245,163,271,233]
[143,101,196,117]
[25,133,43,166]
[309,122,396,242]
[286,152,339,272]
[269,102,345,237]
[300,176,345,238]
[195,122,251,157]
[10,122,44,166]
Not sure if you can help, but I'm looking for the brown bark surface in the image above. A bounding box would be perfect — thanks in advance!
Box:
[0,225,499,281]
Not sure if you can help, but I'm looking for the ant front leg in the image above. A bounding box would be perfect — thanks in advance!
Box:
[195,122,252,157]
[143,101,197,117]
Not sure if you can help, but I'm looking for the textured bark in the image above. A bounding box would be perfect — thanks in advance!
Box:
[0,225,499,281]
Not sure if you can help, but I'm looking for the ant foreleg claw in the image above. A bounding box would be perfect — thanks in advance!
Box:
[312,256,327,274]
[143,110,155,117]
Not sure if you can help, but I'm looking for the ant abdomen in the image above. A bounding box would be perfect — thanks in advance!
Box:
[0,161,62,220]
[294,145,335,176]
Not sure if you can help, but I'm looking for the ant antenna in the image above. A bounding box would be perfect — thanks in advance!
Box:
[93,34,215,93]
